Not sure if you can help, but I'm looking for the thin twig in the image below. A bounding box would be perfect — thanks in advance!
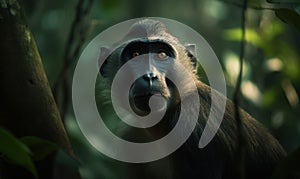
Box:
[232,0,247,178]
[53,0,94,120]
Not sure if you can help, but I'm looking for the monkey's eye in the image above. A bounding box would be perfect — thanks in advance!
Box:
[156,52,168,60]
[132,52,140,58]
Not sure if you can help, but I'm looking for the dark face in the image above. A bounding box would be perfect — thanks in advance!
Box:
[119,40,178,115]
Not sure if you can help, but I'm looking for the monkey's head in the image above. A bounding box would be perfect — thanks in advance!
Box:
[99,19,198,116]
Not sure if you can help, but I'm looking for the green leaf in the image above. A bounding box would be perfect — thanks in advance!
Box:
[0,128,38,178]
[20,136,58,161]
[223,28,263,48]
[275,8,300,31]
[262,21,284,41]
[262,88,277,107]
[248,0,263,7]
[100,0,120,10]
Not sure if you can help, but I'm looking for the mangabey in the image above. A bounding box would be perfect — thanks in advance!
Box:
[96,19,285,179]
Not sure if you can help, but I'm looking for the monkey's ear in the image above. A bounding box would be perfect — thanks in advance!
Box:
[99,46,110,78]
[184,44,198,72]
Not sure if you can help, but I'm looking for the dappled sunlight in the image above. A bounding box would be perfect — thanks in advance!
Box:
[281,80,299,108]
[265,58,283,72]
[223,51,250,86]
[241,81,262,105]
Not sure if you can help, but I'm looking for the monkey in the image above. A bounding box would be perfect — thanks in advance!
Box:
[95,19,286,179]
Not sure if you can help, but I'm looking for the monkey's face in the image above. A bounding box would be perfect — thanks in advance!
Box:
[100,38,196,116]
[120,40,178,115]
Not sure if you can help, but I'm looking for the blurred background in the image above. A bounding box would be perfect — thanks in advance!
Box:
[18,0,300,178]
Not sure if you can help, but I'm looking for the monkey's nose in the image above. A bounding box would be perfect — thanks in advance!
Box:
[143,73,157,81]
[143,73,158,87]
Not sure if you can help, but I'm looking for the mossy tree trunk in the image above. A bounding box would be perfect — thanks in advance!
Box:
[0,0,76,178]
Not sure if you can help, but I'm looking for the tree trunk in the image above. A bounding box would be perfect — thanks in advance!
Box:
[0,0,76,178]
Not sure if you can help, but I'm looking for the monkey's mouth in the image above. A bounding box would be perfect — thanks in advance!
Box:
[130,92,165,116]
[134,95,151,109]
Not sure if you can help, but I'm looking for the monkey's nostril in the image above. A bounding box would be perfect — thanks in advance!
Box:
[143,73,157,81]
